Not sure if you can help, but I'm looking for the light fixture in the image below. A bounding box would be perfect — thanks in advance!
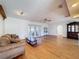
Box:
[43,18,52,23]
[72,3,78,7]
[72,15,79,18]
[15,10,25,16]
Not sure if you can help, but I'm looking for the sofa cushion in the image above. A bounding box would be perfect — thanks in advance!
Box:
[0,36,11,47]
[1,34,12,40]
[11,38,20,43]
[0,40,25,53]
[11,34,19,39]
[1,34,20,43]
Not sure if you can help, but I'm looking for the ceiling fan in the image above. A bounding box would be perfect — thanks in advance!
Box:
[43,18,52,23]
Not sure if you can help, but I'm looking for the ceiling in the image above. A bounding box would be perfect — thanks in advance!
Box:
[66,0,79,18]
[0,0,69,22]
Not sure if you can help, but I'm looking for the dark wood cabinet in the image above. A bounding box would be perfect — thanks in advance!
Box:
[67,22,79,39]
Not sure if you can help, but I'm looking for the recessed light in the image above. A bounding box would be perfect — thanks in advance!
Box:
[15,10,25,16]
[72,3,78,7]
[72,15,79,18]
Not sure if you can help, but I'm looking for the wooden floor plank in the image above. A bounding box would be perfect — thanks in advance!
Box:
[15,36,79,59]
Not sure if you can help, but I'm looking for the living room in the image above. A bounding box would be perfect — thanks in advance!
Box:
[0,0,79,59]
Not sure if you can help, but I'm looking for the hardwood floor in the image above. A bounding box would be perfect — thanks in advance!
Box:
[15,36,79,59]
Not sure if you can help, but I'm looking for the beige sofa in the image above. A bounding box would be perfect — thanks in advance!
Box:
[0,34,25,59]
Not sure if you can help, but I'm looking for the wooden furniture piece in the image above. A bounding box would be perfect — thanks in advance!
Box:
[67,22,79,39]
[0,5,6,20]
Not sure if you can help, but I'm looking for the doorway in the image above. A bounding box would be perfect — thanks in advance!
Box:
[57,25,63,36]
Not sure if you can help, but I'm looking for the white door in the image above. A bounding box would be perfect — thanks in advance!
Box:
[57,25,63,36]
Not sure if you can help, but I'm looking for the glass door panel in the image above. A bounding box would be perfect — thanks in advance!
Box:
[35,26,41,37]
[68,25,71,32]
[28,25,41,41]
[29,26,35,41]
[72,25,74,32]
[44,27,48,35]
[75,25,78,32]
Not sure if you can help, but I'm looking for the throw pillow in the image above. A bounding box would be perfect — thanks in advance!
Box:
[10,38,20,43]
[0,37,10,47]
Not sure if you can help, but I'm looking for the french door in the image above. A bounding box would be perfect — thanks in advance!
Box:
[28,25,41,41]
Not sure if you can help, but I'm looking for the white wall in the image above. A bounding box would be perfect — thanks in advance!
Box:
[0,17,48,39]
[0,16,77,38]
[48,17,74,37]
[48,21,67,37]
